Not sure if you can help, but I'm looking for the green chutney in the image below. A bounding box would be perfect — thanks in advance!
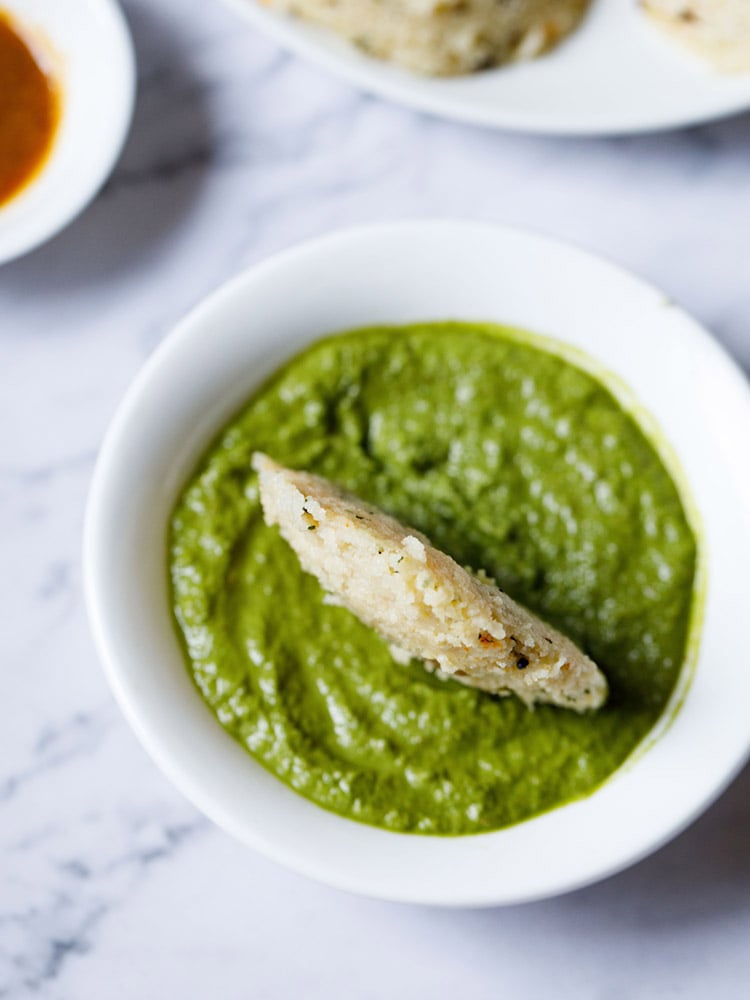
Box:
[169,323,698,835]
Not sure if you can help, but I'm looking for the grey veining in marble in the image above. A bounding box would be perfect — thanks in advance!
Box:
[1,0,749,996]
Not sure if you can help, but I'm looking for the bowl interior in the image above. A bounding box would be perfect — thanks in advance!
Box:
[0,0,134,262]
[85,222,750,905]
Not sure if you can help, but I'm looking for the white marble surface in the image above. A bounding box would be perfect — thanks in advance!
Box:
[2,0,750,995]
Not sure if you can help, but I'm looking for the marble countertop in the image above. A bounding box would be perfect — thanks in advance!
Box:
[3,0,749,996]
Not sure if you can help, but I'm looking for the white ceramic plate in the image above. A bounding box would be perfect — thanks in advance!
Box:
[222,0,750,134]
[85,222,750,906]
[0,0,135,264]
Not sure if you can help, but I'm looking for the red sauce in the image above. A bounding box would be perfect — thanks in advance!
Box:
[0,11,60,207]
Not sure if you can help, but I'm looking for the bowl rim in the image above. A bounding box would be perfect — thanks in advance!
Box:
[0,0,135,263]
[84,220,750,905]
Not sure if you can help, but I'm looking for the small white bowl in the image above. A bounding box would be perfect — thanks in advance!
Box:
[85,222,750,906]
[0,0,135,264]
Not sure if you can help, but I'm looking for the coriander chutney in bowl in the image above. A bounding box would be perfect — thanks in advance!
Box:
[169,322,698,835]
[89,222,750,905]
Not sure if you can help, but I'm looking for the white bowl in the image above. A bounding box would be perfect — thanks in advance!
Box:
[0,0,135,264]
[222,0,750,135]
[84,222,750,906]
